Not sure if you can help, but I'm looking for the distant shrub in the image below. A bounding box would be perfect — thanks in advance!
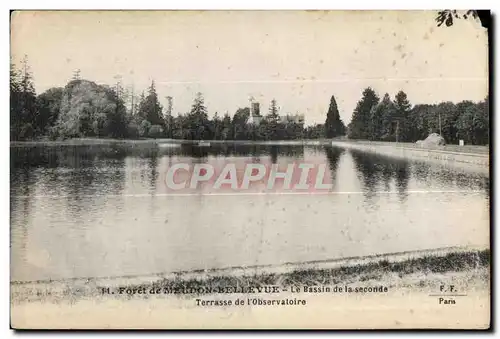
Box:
[19,123,34,140]
[47,125,61,141]
[126,121,140,138]
[138,120,151,137]
[148,125,164,138]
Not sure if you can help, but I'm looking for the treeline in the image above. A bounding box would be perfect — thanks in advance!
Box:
[347,87,489,145]
[11,58,346,142]
[169,98,309,141]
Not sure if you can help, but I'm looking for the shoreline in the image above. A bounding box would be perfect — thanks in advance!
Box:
[11,138,489,175]
[11,247,490,329]
[11,137,489,153]
[332,140,489,173]
[11,247,489,304]
[10,138,334,147]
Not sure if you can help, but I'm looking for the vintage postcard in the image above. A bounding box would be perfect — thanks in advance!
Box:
[10,10,490,329]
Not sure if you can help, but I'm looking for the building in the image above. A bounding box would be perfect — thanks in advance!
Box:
[248,98,263,125]
[246,97,305,126]
[279,113,305,125]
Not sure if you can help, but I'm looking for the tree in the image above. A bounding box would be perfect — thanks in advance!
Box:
[232,107,250,139]
[436,10,489,29]
[136,92,146,122]
[348,87,379,140]
[221,113,232,140]
[454,100,476,144]
[434,102,458,143]
[36,87,64,136]
[304,124,325,139]
[191,92,208,118]
[149,125,164,138]
[13,55,38,140]
[455,104,476,145]
[10,61,21,140]
[409,104,433,141]
[393,91,412,142]
[138,120,151,137]
[265,99,281,140]
[211,112,222,140]
[369,93,391,141]
[472,97,489,145]
[54,79,127,139]
[171,114,189,139]
[324,95,346,138]
[187,92,210,140]
[104,85,128,138]
[138,81,164,127]
[267,99,279,122]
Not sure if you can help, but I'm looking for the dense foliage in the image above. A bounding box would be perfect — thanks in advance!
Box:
[10,59,331,141]
[348,87,489,145]
[324,95,346,138]
[10,58,488,145]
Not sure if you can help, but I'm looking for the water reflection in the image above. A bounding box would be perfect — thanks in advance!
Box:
[10,144,490,281]
[349,149,489,204]
[349,149,410,204]
[176,144,305,160]
[412,160,490,193]
[324,146,345,189]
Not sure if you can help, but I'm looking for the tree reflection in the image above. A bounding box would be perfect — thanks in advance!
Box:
[147,148,159,193]
[152,143,306,160]
[60,146,127,219]
[349,149,410,203]
[11,145,128,220]
[412,160,489,193]
[270,146,278,164]
[10,151,36,253]
[395,161,410,202]
[324,146,345,189]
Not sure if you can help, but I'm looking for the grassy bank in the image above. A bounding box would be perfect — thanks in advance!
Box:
[11,248,490,304]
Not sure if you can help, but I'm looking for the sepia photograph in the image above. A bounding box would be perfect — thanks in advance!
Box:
[9,10,490,329]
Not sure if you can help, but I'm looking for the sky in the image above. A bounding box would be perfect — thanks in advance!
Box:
[11,10,488,125]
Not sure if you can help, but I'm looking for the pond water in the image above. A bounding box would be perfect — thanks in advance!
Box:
[10,144,490,281]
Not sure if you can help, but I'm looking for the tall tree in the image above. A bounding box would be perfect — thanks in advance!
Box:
[191,92,208,118]
[324,95,346,138]
[267,99,280,123]
[15,56,38,139]
[138,81,164,126]
[348,87,379,140]
[369,93,392,141]
[434,102,458,143]
[10,61,21,140]
[105,84,128,138]
[221,113,232,140]
[409,104,433,141]
[211,112,222,140]
[454,100,476,144]
[36,87,64,136]
[266,98,282,140]
[187,92,210,139]
[393,91,412,142]
[232,107,250,140]
[136,92,146,122]
[472,97,489,145]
